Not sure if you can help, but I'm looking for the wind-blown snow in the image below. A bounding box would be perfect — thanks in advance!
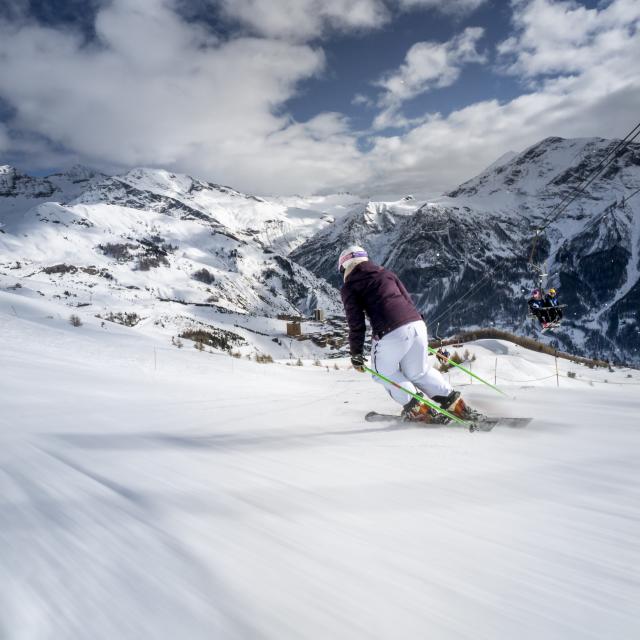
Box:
[1,292,639,639]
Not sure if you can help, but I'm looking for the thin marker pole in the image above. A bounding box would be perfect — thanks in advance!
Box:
[427,346,507,396]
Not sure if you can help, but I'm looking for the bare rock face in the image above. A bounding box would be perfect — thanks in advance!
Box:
[0,165,57,198]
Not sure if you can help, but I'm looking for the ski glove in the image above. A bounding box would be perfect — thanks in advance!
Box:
[351,353,366,372]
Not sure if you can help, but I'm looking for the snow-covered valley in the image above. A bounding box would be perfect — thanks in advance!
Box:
[2,290,639,639]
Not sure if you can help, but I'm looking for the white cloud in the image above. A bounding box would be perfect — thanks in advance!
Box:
[362,0,640,195]
[498,0,640,77]
[215,112,365,194]
[0,0,639,199]
[0,123,9,153]
[0,129,84,170]
[394,0,487,15]
[352,93,374,107]
[0,0,369,194]
[372,27,486,129]
[211,0,487,42]
[377,27,486,100]
[215,0,389,41]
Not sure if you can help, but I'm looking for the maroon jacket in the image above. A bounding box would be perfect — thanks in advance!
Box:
[341,261,422,355]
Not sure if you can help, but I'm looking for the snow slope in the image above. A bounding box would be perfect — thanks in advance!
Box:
[2,292,639,639]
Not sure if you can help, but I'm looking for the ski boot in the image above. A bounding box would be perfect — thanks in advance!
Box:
[401,393,450,424]
[432,390,486,427]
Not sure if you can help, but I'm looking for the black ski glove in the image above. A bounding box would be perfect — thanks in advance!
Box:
[351,353,366,372]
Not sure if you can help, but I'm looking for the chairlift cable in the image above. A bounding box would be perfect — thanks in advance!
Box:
[529,121,640,267]
[539,125,640,230]
[428,121,640,337]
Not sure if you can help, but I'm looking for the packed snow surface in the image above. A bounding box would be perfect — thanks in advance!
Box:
[1,292,639,639]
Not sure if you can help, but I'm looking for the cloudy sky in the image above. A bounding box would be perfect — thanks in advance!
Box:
[0,0,639,196]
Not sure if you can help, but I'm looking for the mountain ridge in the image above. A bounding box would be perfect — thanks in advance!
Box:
[2,135,639,364]
[291,136,640,364]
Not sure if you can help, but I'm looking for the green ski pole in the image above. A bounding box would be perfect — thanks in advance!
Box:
[363,366,468,426]
[428,346,507,397]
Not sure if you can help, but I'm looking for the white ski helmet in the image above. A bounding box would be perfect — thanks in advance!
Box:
[338,245,368,274]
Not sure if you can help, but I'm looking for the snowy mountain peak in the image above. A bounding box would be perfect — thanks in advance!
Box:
[447,136,639,202]
[118,167,200,196]
[115,167,259,203]
[49,164,107,184]
[0,163,346,337]
[292,135,640,364]
[0,165,57,198]
[483,150,518,173]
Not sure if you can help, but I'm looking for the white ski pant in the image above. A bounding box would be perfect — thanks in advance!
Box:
[371,320,452,406]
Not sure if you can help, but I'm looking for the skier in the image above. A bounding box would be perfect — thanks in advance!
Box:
[339,245,480,424]
[435,347,451,365]
[528,288,550,328]
[544,288,563,323]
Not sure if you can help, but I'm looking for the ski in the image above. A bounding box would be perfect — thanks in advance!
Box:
[364,411,531,432]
